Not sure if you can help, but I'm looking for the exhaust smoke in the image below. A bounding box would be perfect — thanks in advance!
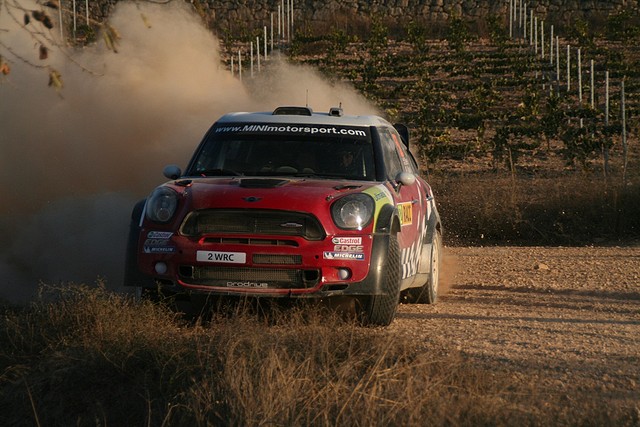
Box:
[0,0,378,302]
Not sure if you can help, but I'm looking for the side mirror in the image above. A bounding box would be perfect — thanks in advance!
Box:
[395,171,416,187]
[163,165,182,180]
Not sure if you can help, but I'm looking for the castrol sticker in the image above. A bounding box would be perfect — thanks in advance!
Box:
[332,237,362,245]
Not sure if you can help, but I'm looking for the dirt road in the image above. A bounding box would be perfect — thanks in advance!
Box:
[392,246,640,405]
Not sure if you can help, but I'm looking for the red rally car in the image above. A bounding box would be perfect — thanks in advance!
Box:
[124,106,442,326]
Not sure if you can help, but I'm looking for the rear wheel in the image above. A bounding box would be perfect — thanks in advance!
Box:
[357,234,401,326]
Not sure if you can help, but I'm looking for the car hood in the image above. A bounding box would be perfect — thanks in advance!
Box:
[172,177,383,212]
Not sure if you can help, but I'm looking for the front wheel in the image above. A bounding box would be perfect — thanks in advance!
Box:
[356,234,401,326]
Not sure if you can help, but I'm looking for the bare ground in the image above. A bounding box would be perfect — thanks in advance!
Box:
[392,246,640,408]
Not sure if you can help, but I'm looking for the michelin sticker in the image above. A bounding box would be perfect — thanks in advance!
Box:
[323,251,365,261]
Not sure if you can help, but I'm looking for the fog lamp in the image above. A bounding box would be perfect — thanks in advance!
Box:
[337,268,351,280]
[154,262,168,275]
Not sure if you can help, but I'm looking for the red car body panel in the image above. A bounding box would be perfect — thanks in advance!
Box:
[125,107,441,303]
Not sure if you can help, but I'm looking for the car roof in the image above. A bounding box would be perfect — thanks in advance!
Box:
[214,106,393,128]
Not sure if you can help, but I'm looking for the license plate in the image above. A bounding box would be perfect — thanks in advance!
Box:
[197,251,246,264]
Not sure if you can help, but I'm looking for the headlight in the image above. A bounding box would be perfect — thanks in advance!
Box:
[331,194,375,230]
[145,187,179,223]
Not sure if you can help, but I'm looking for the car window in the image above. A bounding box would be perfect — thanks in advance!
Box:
[404,150,420,174]
[377,127,405,180]
[392,130,420,175]
[188,124,376,180]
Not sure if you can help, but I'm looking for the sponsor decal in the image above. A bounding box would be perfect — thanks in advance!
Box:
[363,185,393,231]
[372,191,387,201]
[197,251,247,264]
[227,281,269,288]
[332,237,362,245]
[214,124,368,137]
[144,246,177,254]
[147,231,174,239]
[143,237,176,254]
[334,244,364,252]
[398,202,413,226]
[323,251,365,261]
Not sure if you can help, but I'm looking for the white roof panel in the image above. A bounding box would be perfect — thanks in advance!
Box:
[215,108,392,128]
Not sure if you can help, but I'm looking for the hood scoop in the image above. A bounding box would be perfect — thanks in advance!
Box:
[239,178,289,188]
[334,184,362,191]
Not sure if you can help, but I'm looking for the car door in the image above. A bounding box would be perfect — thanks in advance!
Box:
[377,127,425,282]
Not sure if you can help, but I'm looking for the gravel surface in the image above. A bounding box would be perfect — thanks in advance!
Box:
[392,246,640,405]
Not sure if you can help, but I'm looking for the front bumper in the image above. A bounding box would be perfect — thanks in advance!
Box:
[135,232,391,298]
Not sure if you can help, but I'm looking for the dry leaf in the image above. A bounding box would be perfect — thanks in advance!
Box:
[48,69,63,90]
[44,0,60,9]
[39,44,48,60]
[141,13,152,28]
[106,24,121,40]
[0,62,10,76]
[31,10,53,29]
[103,31,116,53]
[103,24,120,53]
[42,15,53,29]
[32,10,45,21]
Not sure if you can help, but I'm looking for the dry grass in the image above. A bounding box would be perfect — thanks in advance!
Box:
[0,283,638,426]
[432,171,640,246]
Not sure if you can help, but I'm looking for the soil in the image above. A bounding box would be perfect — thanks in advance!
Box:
[392,245,640,406]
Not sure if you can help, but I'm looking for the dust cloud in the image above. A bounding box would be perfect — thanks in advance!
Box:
[0,0,378,302]
[439,249,460,296]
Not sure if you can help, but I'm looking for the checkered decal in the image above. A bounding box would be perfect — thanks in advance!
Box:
[401,239,419,279]
[399,190,432,279]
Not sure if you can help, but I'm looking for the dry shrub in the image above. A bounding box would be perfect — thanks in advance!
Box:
[434,173,640,245]
[0,282,183,425]
[1,284,638,426]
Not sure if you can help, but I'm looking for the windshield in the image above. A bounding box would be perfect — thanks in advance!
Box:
[187,124,376,180]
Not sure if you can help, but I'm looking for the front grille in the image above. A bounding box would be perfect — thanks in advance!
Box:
[180,209,325,240]
[202,237,298,247]
[252,254,302,265]
[180,265,320,289]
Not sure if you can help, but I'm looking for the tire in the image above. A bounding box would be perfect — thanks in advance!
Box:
[408,229,442,304]
[357,234,401,326]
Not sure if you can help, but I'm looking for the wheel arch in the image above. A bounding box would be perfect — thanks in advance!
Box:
[424,199,442,243]
[375,203,402,234]
[123,199,152,288]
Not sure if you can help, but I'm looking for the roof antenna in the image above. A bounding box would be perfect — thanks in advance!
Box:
[306,89,309,107]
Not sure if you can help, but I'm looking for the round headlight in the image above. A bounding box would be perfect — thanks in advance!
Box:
[331,194,375,230]
[146,187,179,223]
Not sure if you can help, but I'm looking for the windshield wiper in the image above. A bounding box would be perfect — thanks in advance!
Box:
[198,169,241,177]
[292,172,335,178]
